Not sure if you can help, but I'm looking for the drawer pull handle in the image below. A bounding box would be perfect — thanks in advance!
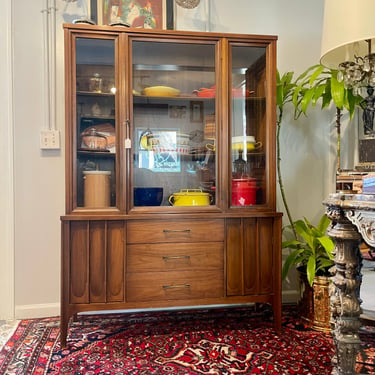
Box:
[163,255,190,260]
[162,284,191,289]
[163,229,191,233]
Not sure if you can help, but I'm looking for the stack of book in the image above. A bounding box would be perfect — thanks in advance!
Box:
[362,174,375,194]
[336,171,367,193]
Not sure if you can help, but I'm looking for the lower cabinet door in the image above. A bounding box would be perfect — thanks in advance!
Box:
[226,217,274,296]
[69,220,125,304]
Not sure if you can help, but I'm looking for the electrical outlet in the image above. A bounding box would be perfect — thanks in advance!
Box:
[40,129,60,149]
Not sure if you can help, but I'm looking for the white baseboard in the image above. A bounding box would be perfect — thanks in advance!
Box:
[281,290,299,304]
[15,303,60,319]
[14,290,299,320]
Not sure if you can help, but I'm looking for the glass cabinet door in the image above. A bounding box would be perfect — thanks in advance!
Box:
[74,37,117,210]
[131,39,217,208]
[230,44,267,207]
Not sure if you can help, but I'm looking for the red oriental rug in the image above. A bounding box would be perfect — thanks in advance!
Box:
[0,305,374,374]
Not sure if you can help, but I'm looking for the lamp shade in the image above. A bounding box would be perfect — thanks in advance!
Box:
[320,0,375,68]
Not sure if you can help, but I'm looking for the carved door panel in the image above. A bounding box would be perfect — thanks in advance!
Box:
[69,220,125,304]
[226,217,274,296]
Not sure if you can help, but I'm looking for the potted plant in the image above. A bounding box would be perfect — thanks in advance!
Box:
[276,65,362,331]
[282,214,335,332]
[281,214,334,287]
[276,65,361,236]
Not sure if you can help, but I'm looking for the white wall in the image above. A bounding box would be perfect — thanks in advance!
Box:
[7,0,339,318]
[0,0,15,320]
[12,0,66,318]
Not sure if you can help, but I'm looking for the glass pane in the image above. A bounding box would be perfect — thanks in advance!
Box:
[75,38,116,209]
[230,45,267,206]
[132,40,216,208]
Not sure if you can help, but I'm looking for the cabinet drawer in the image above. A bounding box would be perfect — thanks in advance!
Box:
[127,243,223,272]
[127,219,224,244]
[127,270,224,302]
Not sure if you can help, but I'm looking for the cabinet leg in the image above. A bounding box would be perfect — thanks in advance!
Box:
[60,312,69,348]
[274,306,282,333]
[254,302,282,332]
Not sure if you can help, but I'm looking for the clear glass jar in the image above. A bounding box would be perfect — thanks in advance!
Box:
[89,73,103,92]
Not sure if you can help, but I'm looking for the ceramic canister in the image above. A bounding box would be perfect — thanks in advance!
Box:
[83,170,111,207]
[231,178,257,206]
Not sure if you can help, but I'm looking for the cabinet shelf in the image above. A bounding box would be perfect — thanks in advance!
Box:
[134,64,214,72]
[80,115,115,120]
[77,149,115,157]
[133,94,214,101]
[77,91,115,97]
[134,95,265,101]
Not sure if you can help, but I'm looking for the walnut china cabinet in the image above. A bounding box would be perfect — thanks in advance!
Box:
[61,23,281,347]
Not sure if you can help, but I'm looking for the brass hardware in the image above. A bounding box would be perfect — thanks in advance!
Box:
[163,229,191,233]
[162,255,190,260]
[124,120,131,149]
[162,284,191,289]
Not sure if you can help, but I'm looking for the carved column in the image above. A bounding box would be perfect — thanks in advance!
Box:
[324,193,375,375]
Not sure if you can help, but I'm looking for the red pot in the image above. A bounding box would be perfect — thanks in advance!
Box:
[231,178,257,206]
[192,87,216,97]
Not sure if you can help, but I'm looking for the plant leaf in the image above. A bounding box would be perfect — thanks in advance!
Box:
[308,65,325,85]
[306,255,316,286]
[295,64,321,82]
[317,236,334,256]
[300,88,315,114]
[318,258,334,272]
[312,84,327,106]
[294,219,315,250]
[277,71,295,109]
[282,248,304,280]
[330,72,345,109]
[317,214,331,233]
[282,239,304,249]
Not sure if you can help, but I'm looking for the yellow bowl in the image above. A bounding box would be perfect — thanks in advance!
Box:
[232,142,257,151]
[232,136,262,151]
[143,86,180,97]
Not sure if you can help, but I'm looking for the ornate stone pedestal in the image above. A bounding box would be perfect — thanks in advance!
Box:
[323,193,375,375]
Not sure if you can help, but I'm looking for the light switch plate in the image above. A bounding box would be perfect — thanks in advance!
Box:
[40,129,60,149]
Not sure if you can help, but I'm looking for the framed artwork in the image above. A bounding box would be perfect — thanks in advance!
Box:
[137,128,181,173]
[174,0,210,31]
[95,0,166,28]
[60,0,95,23]
[89,0,99,23]
[165,0,174,29]
[190,101,203,123]
[357,107,375,167]
[169,105,187,119]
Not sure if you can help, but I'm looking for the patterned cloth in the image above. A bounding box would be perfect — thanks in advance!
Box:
[0,306,373,374]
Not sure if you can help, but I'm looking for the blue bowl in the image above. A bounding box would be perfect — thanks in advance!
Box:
[134,187,163,206]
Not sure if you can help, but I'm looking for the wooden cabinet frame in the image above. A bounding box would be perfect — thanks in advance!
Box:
[61,24,281,348]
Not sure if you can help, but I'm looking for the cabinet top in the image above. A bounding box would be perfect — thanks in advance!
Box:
[63,23,278,42]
